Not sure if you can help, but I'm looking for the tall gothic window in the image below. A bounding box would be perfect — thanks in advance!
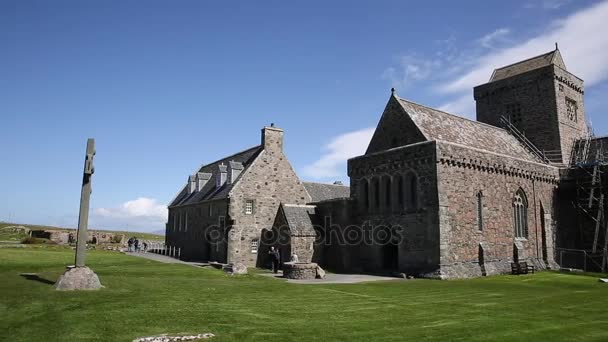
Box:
[359,179,369,211]
[372,178,380,210]
[396,175,404,210]
[476,191,484,231]
[405,172,418,210]
[513,189,528,238]
[384,175,392,209]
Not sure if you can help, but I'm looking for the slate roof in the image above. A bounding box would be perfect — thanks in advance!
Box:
[303,182,350,203]
[281,204,318,236]
[490,49,564,82]
[397,97,542,163]
[169,146,262,207]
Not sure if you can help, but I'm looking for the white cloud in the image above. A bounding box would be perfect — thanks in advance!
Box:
[525,0,572,10]
[439,1,608,114]
[381,55,443,88]
[438,93,477,119]
[93,197,168,232]
[442,1,608,94]
[302,127,375,180]
[478,28,510,49]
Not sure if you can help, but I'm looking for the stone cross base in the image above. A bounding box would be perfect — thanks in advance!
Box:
[55,266,103,290]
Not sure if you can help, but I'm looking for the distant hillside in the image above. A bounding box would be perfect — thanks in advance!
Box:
[0,222,164,241]
[151,229,165,236]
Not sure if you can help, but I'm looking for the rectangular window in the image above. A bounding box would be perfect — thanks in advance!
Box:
[566,98,577,122]
[184,213,188,232]
[505,103,522,128]
[251,239,259,253]
[245,200,254,215]
[209,204,213,217]
[173,214,177,232]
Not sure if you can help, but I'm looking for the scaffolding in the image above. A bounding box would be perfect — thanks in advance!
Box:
[500,115,608,271]
[570,126,608,272]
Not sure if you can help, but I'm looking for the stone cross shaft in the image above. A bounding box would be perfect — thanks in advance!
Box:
[75,138,95,267]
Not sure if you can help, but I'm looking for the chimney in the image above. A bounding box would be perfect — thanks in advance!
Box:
[228,161,244,184]
[261,124,284,154]
[217,163,227,187]
[187,175,196,194]
[196,172,211,191]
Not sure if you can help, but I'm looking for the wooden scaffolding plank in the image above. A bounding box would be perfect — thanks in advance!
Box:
[592,194,604,254]
[602,218,608,273]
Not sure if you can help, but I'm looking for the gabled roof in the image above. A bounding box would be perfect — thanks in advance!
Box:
[169,146,262,207]
[490,48,565,82]
[397,97,542,163]
[303,182,350,203]
[281,204,318,236]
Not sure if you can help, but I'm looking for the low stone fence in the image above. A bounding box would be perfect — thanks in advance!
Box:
[282,262,318,280]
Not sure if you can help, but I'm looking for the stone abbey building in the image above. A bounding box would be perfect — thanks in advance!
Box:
[167,47,606,278]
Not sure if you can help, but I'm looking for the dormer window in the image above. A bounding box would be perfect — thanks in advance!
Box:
[217,163,227,187]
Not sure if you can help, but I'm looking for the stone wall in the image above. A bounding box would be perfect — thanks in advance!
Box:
[365,94,427,155]
[435,141,560,278]
[474,65,587,164]
[227,127,311,267]
[166,198,229,262]
[315,141,440,275]
[282,262,317,280]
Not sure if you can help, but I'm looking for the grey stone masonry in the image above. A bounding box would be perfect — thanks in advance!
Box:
[474,48,587,165]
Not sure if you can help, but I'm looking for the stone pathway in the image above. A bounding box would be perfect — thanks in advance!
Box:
[260,271,403,284]
[126,252,403,284]
[124,252,207,267]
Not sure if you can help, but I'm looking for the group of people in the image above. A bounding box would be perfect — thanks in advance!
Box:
[127,237,147,253]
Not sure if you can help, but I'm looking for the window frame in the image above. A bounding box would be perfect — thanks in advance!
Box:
[251,238,259,253]
[476,191,484,231]
[245,199,254,215]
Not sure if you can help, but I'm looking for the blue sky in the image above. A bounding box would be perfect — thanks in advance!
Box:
[1,0,608,232]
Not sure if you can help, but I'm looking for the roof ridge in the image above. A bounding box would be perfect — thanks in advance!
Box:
[196,145,261,172]
[397,97,510,133]
[492,49,555,72]
[283,203,316,208]
[302,181,349,187]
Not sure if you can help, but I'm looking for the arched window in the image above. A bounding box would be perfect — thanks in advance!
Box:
[372,177,380,210]
[384,175,392,209]
[476,191,483,231]
[396,175,404,209]
[405,172,418,210]
[513,189,528,238]
[359,179,369,210]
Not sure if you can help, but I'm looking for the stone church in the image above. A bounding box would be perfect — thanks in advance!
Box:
[167,47,606,278]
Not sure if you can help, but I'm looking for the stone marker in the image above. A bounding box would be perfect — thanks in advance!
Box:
[223,262,248,275]
[315,265,326,279]
[55,138,102,291]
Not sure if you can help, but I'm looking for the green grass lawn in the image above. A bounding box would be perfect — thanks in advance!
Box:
[1,247,607,341]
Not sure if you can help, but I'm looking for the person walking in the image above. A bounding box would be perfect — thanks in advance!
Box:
[127,237,133,252]
[268,246,281,274]
[134,238,140,252]
[143,241,148,253]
